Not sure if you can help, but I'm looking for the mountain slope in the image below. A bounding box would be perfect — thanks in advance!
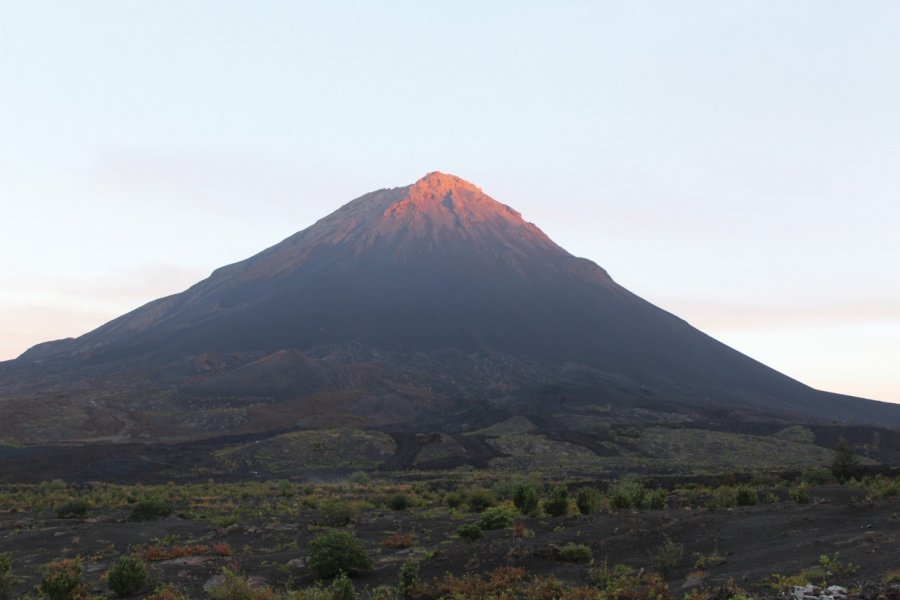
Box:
[3,172,899,442]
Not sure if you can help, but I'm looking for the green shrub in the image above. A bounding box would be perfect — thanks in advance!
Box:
[789,483,811,504]
[610,477,645,509]
[589,562,636,589]
[513,483,539,516]
[543,485,569,517]
[575,488,602,515]
[444,491,465,509]
[387,493,411,511]
[320,501,358,526]
[711,486,737,508]
[818,552,858,579]
[55,498,89,519]
[129,498,172,522]
[478,505,516,530]
[735,485,759,506]
[309,530,373,579]
[398,559,420,599]
[557,543,593,563]
[107,553,147,597]
[456,523,484,542]
[801,467,833,486]
[348,471,371,486]
[651,537,684,577]
[645,488,667,510]
[831,436,860,481]
[329,572,358,600]
[465,488,496,513]
[40,558,84,600]
[0,553,12,600]
[276,479,294,497]
[491,479,521,500]
[867,475,900,499]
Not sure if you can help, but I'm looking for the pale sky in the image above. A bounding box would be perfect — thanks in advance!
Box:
[1,1,898,403]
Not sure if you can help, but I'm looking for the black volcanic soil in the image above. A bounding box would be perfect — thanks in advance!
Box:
[2,486,898,598]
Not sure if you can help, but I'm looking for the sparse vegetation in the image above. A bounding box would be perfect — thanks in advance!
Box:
[0,458,898,598]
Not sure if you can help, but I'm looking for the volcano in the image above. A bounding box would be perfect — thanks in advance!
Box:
[2,172,898,443]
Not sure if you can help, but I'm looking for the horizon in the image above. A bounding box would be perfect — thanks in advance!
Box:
[1,2,898,404]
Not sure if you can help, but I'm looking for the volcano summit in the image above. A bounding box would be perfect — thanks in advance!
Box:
[2,172,898,444]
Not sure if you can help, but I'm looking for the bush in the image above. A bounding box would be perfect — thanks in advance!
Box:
[387,493,411,511]
[557,543,593,563]
[711,486,737,509]
[735,485,759,506]
[645,488,667,510]
[478,505,517,530]
[651,537,683,577]
[320,501,358,526]
[789,483,811,504]
[444,491,465,509]
[329,572,358,600]
[575,488,602,515]
[347,471,371,486]
[398,559,421,599]
[610,476,645,509]
[466,488,496,513]
[456,523,484,542]
[0,553,11,600]
[128,498,172,522]
[55,498,89,519]
[832,436,860,481]
[868,475,900,499]
[543,485,569,517]
[107,553,147,597]
[801,467,833,486]
[40,558,85,600]
[513,483,539,516]
[309,530,373,579]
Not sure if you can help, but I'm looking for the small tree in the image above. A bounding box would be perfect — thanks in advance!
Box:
[543,485,570,517]
[309,530,373,579]
[40,558,85,600]
[107,553,147,597]
[513,483,539,516]
[831,436,859,481]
